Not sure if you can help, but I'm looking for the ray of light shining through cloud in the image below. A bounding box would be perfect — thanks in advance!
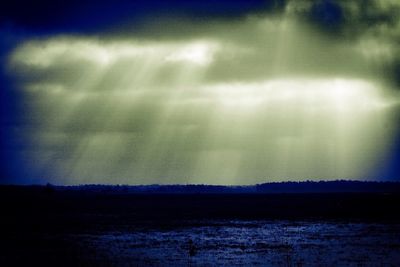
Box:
[2,1,400,184]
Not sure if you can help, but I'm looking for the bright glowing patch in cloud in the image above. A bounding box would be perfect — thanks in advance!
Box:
[11,38,219,69]
[204,79,388,112]
[165,42,218,66]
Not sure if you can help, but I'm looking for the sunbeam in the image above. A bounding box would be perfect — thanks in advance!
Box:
[4,3,400,184]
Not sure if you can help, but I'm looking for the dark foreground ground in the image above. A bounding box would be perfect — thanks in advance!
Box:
[1,186,400,266]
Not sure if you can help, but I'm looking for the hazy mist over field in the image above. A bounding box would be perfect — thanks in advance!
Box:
[1,0,400,184]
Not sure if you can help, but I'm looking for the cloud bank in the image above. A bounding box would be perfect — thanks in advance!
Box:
[2,0,400,184]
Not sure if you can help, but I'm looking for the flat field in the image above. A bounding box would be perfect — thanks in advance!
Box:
[1,186,400,266]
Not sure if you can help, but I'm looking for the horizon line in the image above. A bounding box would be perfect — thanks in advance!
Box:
[2,179,400,187]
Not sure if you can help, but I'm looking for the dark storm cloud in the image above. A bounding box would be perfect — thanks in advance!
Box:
[0,0,286,33]
[309,0,344,33]
[298,0,400,90]
[283,0,399,36]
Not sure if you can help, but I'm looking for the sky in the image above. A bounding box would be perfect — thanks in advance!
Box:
[1,0,400,185]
